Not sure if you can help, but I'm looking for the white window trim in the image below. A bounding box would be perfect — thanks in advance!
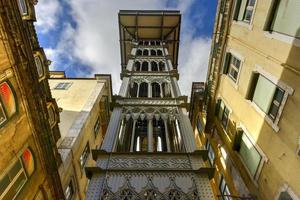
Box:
[227,49,245,88]
[264,31,300,48]
[275,184,300,200]
[237,123,268,184]
[232,0,258,30]
[248,65,294,132]
[216,96,233,136]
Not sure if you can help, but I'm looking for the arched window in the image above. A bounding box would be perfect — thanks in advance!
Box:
[150,49,156,56]
[159,61,165,71]
[138,41,143,45]
[155,41,161,46]
[17,0,28,15]
[151,82,161,98]
[136,49,142,56]
[34,55,45,80]
[134,61,141,71]
[157,49,163,56]
[139,82,148,97]
[162,83,171,97]
[151,61,158,71]
[0,81,17,126]
[117,118,133,152]
[130,82,138,97]
[150,41,155,46]
[47,104,56,127]
[21,148,35,176]
[144,41,150,46]
[135,118,148,152]
[141,61,149,71]
[143,49,149,56]
[153,118,167,152]
[168,119,183,152]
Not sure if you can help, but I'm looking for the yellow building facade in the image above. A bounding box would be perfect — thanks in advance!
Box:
[0,0,64,199]
[49,73,112,200]
[197,0,300,199]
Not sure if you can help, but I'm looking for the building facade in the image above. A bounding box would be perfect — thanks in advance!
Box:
[0,0,64,199]
[86,10,215,200]
[49,72,112,200]
[203,0,300,199]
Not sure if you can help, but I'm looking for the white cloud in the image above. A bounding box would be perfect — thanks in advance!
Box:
[35,0,62,33]
[36,0,211,96]
[178,37,211,97]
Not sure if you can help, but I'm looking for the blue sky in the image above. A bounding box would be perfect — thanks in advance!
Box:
[35,0,217,95]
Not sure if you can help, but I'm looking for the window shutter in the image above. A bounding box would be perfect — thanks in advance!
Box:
[252,75,277,113]
[245,73,259,100]
[232,129,243,151]
[270,0,300,38]
[215,99,221,116]
[233,0,242,20]
[222,53,231,74]
[238,0,248,21]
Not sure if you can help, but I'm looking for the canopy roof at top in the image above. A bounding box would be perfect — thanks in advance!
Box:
[118,10,181,70]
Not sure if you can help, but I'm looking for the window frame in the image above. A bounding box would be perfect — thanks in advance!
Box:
[0,80,18,127]
[79,142,90,169]
[222,50,244,87]
[196,116,203,135]
[17,0,28,16]
[247,65,293,132]
[276,184,300,200]
[64,179,75,200]
[218,175,231,200]
[216,98,232,130]
[232,0,257,28]
[54,82,73,90]
[205,139,215,166]
[236,124,267,182]
[0,147,35,200]
[94,116,101,138]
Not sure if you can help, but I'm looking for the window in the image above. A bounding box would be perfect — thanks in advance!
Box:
[219,175,232,200]
[54,82,72,90]
[65,180,74,200]
[159,61,165,71]
[138,82,148,98]
[143,49,149,56]
[94,117,101,138]
[136,49,142,56]
[233,0,256,24]
[141,61,149,71]
[151,61,158,71]
[205,140,215,166]
[247,74,285,121]
[268,0,300,38]
[34,56,44,79]
[130,82,138,97]
[47,104,56,127]
[0,148,35,200]
[17,0,28,15]
[151,82,161,98]
[215,99,230,129]
[157,49,163,56]
[150,49,156,56]
[238,131,263,179]
[79,143,90,168]
[196,117,203,135]
[0,81,17,127]
[222,53,241,83]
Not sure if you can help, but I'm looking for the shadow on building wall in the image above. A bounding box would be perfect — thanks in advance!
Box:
[253,28,300,199]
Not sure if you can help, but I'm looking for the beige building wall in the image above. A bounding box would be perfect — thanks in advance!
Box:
[49,76,112,199]
[206,0,300,199]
